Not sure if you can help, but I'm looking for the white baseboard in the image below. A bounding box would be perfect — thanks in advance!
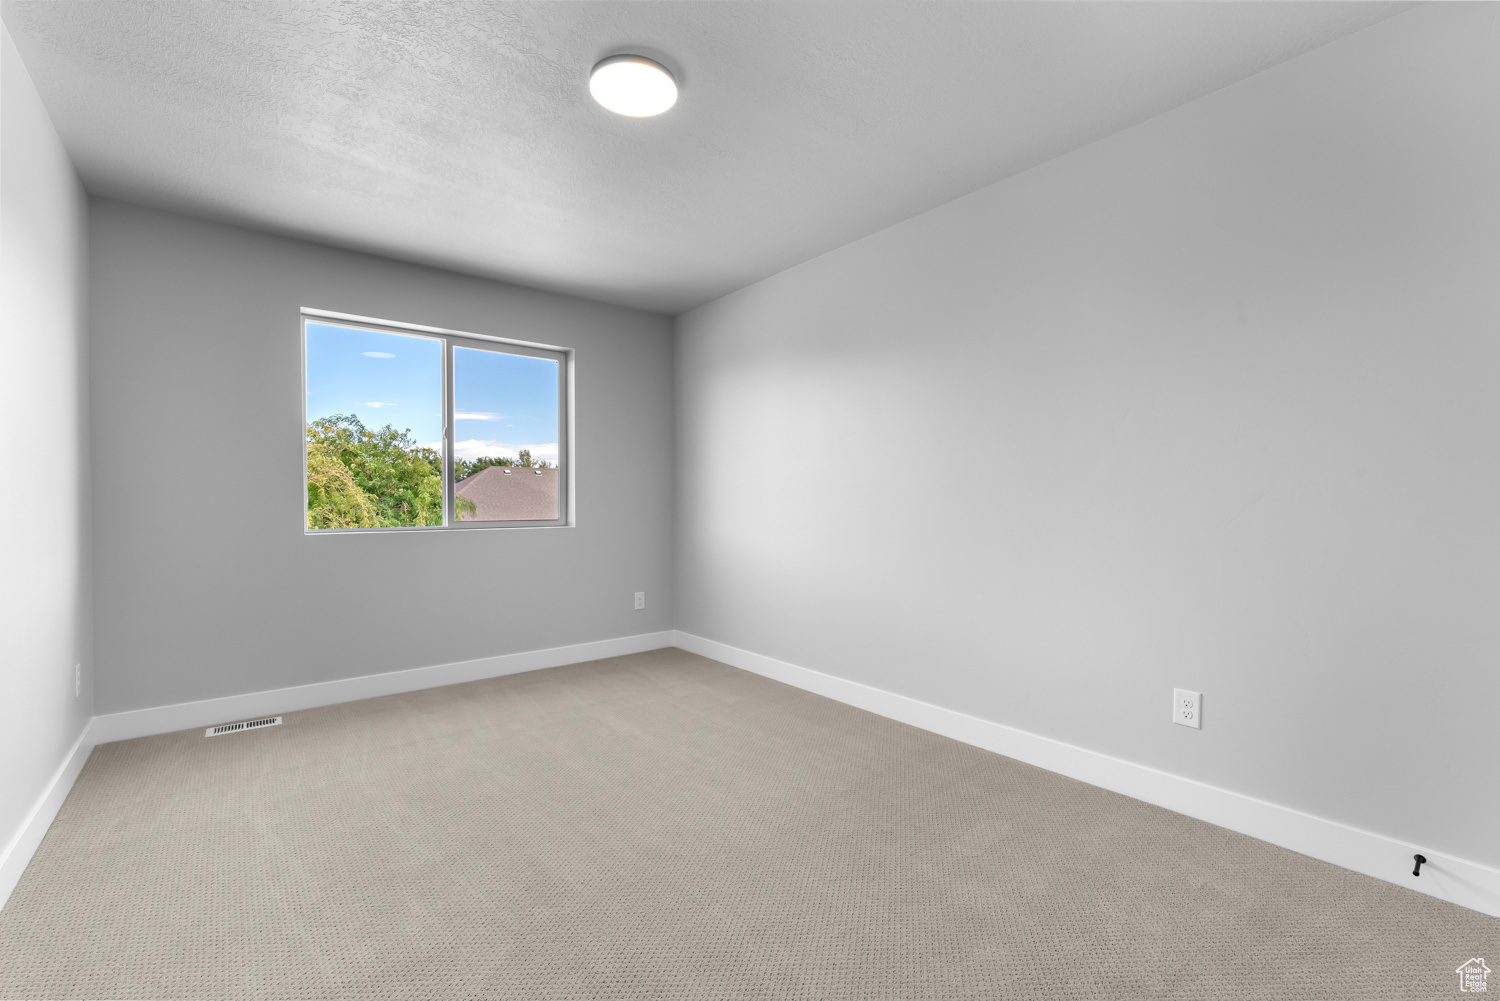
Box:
[92,630,678,745]
[3,631,675,910]
[0,719,95,910]
[13,629,1495,919]
[673,630,1500,919]
[2,630,677,910]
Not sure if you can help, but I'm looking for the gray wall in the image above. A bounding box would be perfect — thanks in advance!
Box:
[0,27,93,860]
[90,200,673,714]
[675,3,1499,868]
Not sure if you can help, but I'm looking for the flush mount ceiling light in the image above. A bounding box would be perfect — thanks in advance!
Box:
[589,54,677,117]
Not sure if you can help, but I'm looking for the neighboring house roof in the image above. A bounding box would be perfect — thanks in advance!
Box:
[455,466,559,522]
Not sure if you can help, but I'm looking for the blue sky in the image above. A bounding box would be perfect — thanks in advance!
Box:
[453,345,559,464]
[305,324,443,445]
[305,322,559,464]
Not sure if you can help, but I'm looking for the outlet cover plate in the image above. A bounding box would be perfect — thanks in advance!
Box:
[1174,688,1202,729]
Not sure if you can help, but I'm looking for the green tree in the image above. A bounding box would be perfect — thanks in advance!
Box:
[514,449,553,469]
[453,451,553,483]
[306,415,444,527]
[454,455,513,481]
[306,437,380,529]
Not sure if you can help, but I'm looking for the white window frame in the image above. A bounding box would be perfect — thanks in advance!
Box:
[301,308,573,533]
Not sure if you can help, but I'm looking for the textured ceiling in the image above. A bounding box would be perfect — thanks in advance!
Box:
[3,1,1413,314]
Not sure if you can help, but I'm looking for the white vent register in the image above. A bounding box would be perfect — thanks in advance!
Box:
[205,716,283,737]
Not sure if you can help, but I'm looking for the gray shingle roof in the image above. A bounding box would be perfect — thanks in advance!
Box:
[454,466,559,522]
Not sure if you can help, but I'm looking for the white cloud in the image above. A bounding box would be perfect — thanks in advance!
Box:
[454,411,504,421]
[362,351,395,358]
[365,401,396,408]
[451,439,559,463]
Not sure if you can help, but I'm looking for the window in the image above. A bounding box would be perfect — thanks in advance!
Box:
[303,310,569,531]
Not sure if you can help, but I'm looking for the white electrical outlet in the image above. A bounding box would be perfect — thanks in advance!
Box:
[1173,688,1202,729]
[634,591,645,610]
[74,663,81,698]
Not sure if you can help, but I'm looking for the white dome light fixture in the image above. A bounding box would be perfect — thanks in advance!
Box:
[589,54,677,117]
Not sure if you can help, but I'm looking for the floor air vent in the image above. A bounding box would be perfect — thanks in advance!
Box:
[205,716,282,737]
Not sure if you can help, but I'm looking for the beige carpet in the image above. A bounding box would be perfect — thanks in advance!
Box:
[1,648,1493,1000]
